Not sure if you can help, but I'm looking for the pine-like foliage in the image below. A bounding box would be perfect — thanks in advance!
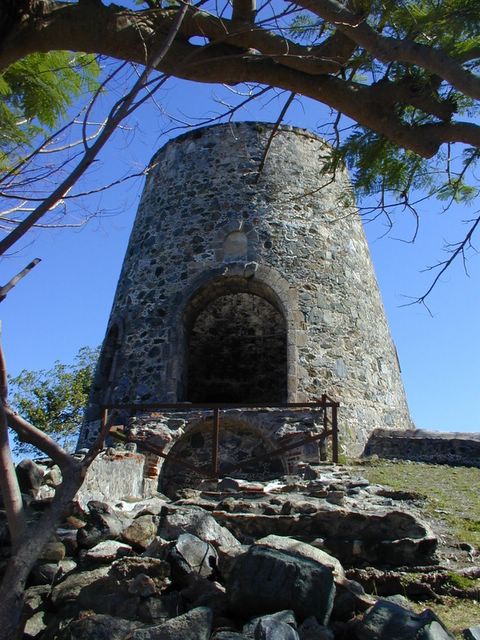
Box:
[0,51,100,170]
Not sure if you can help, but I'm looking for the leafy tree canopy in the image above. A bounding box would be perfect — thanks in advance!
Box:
[0,51,100,170]
[0,0,478,275]
[0,0,478,188]
[8,346,98,454]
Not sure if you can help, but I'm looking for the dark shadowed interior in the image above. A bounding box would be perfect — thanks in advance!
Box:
[186,292,287,403]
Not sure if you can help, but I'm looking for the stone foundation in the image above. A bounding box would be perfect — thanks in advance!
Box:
[364,428,480,467]
[125,408,327,498]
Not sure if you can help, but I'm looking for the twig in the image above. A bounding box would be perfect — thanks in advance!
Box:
[255,91,296,183]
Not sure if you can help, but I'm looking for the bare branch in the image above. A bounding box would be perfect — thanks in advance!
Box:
[0,1,190,257]
[255,90,296,181]
[0,259,41,303]
[405,213,480,306]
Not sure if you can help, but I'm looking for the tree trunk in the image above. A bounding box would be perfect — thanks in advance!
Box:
[0,464,84,640]
[0,404,26,549]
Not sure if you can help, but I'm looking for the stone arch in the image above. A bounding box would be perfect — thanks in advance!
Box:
[159,416,285,498]
[166,264,303,403]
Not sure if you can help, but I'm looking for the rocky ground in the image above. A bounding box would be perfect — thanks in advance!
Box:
[4,456,480,640]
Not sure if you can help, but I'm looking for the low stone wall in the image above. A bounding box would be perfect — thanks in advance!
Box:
[126,408,327,497]
[364,428,480,467]
[77,450,146,507]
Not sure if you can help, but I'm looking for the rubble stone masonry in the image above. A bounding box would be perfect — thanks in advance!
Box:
[78,122,411,458]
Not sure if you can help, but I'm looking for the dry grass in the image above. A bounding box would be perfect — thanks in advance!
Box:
[356,459,480,548]
[352,459,480,638]
[418,597,480,638]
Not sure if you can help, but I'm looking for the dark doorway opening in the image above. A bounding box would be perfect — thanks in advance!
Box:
[186,291,287,403]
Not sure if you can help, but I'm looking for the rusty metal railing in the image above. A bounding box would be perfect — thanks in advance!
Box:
[103,394,339,480]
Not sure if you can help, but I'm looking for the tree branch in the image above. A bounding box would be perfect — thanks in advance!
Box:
[0,259,41,303]
[295,0,480,100]
[232,0,256,24]
[1,1,477,159]
[0,1,189,256]
[5,408,78,472]
[0,403,27,550]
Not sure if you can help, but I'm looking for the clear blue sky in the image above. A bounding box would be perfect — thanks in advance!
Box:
[1,76,479,433]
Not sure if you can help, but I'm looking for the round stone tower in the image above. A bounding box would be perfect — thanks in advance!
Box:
[79,122,411,460]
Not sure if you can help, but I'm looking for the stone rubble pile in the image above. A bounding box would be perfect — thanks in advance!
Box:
[3,458,480,640]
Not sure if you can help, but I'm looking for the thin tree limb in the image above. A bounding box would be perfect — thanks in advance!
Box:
[0,1,190,257]
[0,259,41,303]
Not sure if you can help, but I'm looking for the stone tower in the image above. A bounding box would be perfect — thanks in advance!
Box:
[78,122,411,468]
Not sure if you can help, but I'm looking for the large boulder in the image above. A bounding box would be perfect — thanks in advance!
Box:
[51,557,171,620]
[131,606,213,640]
[57,613,142,639]
[84,540,133,564]
[254,616,299,640]
[158,506,240,551]
[168,533,218,583]
[253,535,344,581]
[227,545,335,624]
[51,567,110,607]
[121,515,159,550]
[356,600,455,640]
[77,501,131,549]
[16,460,44,497]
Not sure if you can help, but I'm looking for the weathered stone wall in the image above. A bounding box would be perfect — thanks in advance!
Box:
[126,408,327,497]
[79,122,411,455]
[76,450,146,507]
[364,428,480,467]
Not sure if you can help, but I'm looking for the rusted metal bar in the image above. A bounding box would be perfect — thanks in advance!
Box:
[105,396,340,480]
[102,401,334,411]
[321,393,328,433]
[331,402,339,463]
[212,407,220,478]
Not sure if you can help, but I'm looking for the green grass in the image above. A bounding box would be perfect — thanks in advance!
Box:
[419,598,480,638]
[356,459,480,548]
[345,459,480,638]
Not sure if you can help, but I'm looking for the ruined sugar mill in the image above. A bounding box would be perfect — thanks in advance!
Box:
[77,122,411,496]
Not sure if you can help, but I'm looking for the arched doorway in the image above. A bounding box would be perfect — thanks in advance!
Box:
[184,285,287,403]
[159,419,285,498]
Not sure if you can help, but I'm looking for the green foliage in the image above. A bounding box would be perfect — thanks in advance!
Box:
[422,597,480,638]
[387,0,480,52]
[322,129,480,208]
[0,52,100,170]
[286,0,480,208]
[289,14,322,43]
[326,131,431,199]
[8,346,99,454]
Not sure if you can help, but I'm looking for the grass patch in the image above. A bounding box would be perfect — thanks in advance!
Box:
[446,572,479,591]
[420,597,480,638]
[356,460,480,548]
